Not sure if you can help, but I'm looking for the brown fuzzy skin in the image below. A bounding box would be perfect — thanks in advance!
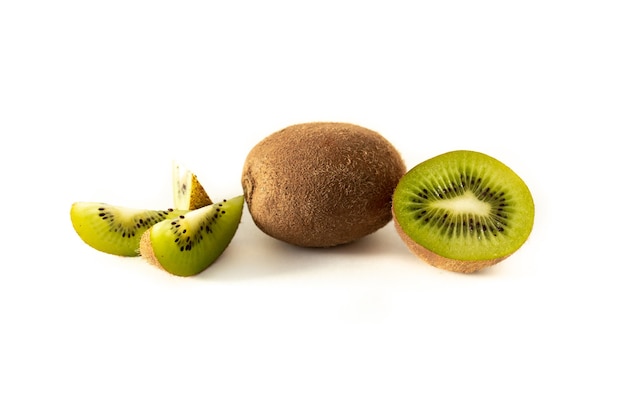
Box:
[242,122,406,247]
[138,229,166,272]
[188,174,212,209]
[392,215,509,273]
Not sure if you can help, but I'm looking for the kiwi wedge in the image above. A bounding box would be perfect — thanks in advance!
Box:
[172,161,213,210]
[139,195,244,277]
[392,150,534,273]
[70,203,187,256]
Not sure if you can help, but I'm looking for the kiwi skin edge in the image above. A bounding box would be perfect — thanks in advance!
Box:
[392,213,508,273]
[139,230,165,272]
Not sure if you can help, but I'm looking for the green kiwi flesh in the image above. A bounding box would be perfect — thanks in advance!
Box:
[70,203,187,256]
[139,195,244,277]
[392,150,534,273]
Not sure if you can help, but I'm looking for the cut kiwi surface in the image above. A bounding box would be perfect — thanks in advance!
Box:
[172,161,213,210]
[140,195,244,277]
[70,203,187,256]
[392,150,534,273]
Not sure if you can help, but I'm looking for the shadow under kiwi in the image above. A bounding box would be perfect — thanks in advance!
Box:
[202,219,413,281]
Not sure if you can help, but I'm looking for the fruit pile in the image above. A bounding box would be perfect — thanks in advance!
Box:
[70,122,535,277]
[70,162,244,277]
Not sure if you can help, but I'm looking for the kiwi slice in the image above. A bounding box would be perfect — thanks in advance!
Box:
[172,161,213,210]
[139,195,244,277]
[70,203,187,256]
[392,150,534,273]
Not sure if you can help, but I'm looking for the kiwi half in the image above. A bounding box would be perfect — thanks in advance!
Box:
[139,195,244,276]
[392,150,534,273]
[70,203,187,256]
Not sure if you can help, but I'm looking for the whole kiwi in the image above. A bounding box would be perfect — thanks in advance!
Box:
[242,122,406,247]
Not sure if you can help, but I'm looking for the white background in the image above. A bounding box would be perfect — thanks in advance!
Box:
[2,1,625,416]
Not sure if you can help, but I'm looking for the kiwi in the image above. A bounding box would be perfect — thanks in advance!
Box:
[139,195,244,276]
[70,203,186,256]
[392,150,534,273]
[172,161,213,210]
[242,122,406,247]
